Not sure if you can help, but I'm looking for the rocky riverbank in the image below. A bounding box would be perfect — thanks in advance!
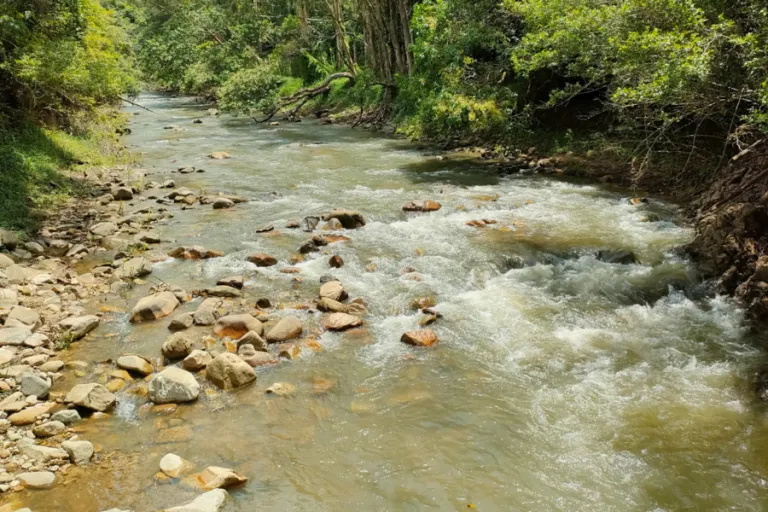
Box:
[0,141,449,510]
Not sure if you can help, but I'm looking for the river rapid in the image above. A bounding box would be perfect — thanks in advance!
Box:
[18,94,768,511]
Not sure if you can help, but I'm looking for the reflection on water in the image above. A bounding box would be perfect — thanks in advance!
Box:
[19,94,768,511]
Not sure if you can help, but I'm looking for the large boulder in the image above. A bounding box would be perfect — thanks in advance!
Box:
[198,466,248,489]
[321,313,362,331]
[90,222,119,237]
[322,210,366,229]
[213,314,263,339]
[65,383,116,412]
[265,316,303,343]
[117,354,153,376]
[163,489,228,512]
[148,367,200,404]
[59,315,100,339]
[205,353,256,390]
[319,281,347,302]
[401,329,439,347]
[131,292,179,322]
[193,298,222,326]
[162,332,194,360]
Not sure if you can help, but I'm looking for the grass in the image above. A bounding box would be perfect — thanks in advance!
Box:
[0,108,133,233]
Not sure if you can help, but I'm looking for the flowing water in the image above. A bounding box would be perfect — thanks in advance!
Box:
[16,94,768,511]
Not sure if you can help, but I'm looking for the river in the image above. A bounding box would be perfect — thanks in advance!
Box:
[17,94,768,511]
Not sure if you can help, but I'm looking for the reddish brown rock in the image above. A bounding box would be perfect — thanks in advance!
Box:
[401,329,439,347]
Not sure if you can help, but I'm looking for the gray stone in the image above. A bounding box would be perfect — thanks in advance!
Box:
[32,420,66,437]
[17,471,55,489]
[62,439,94,464]
[58,315,100,339]
[20,372,51,398]
[22,444,69,463]
[164,489,228,512]
[0,326,32,346]
[65,383,116,412]
[168,313,194,331]
[265,316,303,343]
[193,298,221,326]
[51,409,81,425]
[162,332,194,360]
[7,306,41,330]
[206,353,256,390]
[148,367,200,404]
[90,222,119,237]
[115,257,152,280]
[131,292,179,322]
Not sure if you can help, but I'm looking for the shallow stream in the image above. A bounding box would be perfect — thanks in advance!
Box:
[18,94,768,511]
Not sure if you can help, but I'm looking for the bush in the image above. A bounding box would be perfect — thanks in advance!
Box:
[218,65,284,117]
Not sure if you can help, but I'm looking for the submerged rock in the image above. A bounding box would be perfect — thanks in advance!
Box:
[163,489,228,512]
[17,471,55,489]
[595,250,638,265]
[160,453,187,478]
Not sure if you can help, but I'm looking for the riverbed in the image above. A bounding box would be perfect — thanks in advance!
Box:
[17,94,768,511]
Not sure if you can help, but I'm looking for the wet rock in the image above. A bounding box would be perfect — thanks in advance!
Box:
[329,255,344,268]
[131,292,180,322]
[208,151,231,159]
[322,210,366,229]
[62,440,94,465]
[319,281,347,302]
[193,298,222,326]
[8,306,40,330]
[265,316,303,343]
[410,296,436,310]
[277,343,300,360]
[403,200,441,212]
[160,453,186,478]
[0,326,32,346]
[9,402,55,425]
[117,354,153,376]
[255,225,274,233]
[17,471,55,489]
[238,345,278,367]
[206,353,256,390]
[169,313,194,331]
[20,372,51,398]
[204,285,241,298]
[65,383,116,412]
[301,216,320,232]
[162,333,194,360]
[199,466,248,489]
[628,197,648,205]
[247,253,277,267]
[59,315,100,339]
[148,367,200,404]
[33,420,65,437]
[216,276,244,290]
[168,246,223,260]
[299,240,320,254]
[595,250,638,265]
[115,257,153,279]
[91,222,118,237]
[322,218,343,230]
[321,313,362,331]
[212,198,235,209]
[182,350,213,372]
[51,409,81,425]
[401,329,439,347]
[214,314,263,339]
[235,331,267,351]
[164,489,228,512]
[256,298,271,309]
[112,187,134,201]
[317,297,350,313]
[266,382,296,396]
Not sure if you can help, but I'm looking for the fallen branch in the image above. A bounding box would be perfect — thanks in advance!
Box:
[254,72,355,123]
[119,96,156,114]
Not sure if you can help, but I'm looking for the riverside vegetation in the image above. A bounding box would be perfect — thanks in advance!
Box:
[1,0,768,511]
